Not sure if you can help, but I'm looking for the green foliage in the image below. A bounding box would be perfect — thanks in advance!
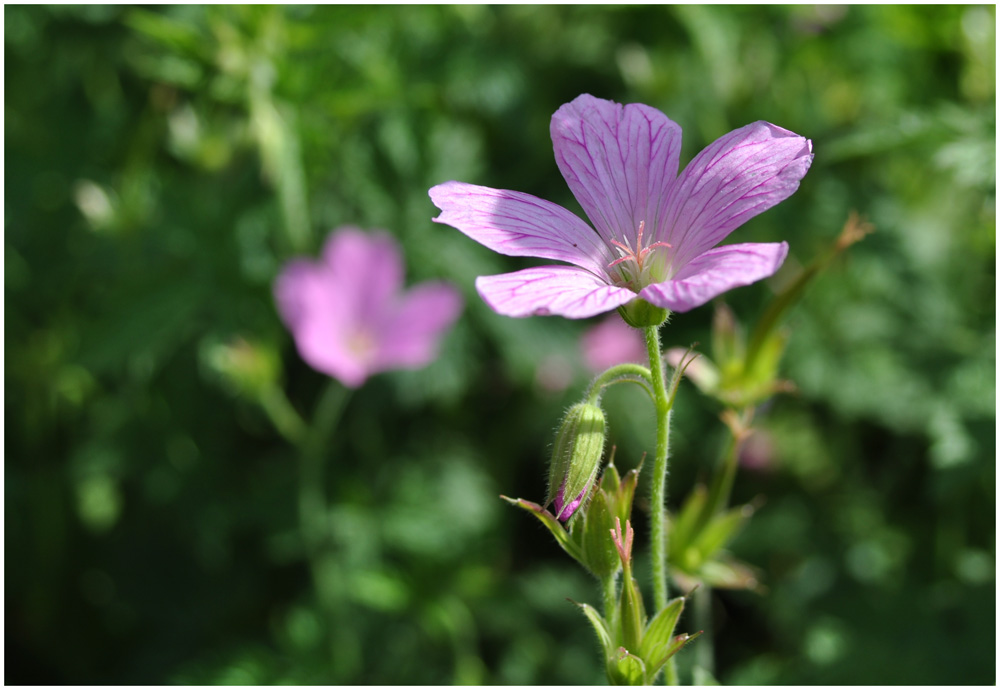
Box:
[6,5,993,684]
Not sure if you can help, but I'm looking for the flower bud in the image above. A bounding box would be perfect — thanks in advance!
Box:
[546,401,606,522]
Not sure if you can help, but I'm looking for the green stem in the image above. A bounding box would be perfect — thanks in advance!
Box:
[693,584,714,678]
[584,362,655,405]
[644,325,672,614]
[260,385,307,446]
[298,381,351,608]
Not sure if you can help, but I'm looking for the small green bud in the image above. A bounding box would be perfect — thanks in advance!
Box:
[546,401,606,523]
[617,298,669,328]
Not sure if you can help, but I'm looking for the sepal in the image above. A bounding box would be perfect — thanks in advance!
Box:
[617,298,669,328]
[500,496,583,565]
[607,647,647,686]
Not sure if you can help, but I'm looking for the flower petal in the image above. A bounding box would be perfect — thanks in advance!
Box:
[373,283,463,371]
[639,242,788,313]
[430,181,611,275]
[321,227,403,320]
[476,266,636,319]
[551,94,683,248]
[661,122,812,268]
[273,259,370,387]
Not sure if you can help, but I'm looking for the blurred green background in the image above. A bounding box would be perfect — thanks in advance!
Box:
[5,5,995,685]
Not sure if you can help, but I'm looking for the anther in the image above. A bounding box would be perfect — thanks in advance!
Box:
[608,221,671,271]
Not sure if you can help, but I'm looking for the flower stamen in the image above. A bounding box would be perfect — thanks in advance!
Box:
[608,221,671,272]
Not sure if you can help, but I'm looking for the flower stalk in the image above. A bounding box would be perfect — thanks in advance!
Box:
[644,324,673,613]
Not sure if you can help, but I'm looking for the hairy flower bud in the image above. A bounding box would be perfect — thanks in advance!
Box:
[546,401,607,522]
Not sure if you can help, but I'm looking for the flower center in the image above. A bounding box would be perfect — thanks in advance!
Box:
[607,221,671,290]
[345,328,377,362]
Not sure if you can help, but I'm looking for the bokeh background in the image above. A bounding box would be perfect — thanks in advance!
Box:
[5,5,995,685]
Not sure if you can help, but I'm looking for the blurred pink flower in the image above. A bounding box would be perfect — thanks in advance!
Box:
[274,227,463,387]
[581,316,647,373]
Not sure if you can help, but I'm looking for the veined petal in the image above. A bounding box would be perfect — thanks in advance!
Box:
[476,266,636,319]
[430,181,611,275]
[373,283,463,371]
[661,122,812,268]
[551,94,682,248]
[639,242,788,313]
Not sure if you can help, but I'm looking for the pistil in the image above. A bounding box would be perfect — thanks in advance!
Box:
[608,221,671,288]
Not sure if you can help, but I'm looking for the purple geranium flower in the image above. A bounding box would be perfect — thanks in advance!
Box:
[274,227,463,388]
[429,94,812,321]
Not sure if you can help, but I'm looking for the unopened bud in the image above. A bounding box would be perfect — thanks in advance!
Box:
[546,401,606,522]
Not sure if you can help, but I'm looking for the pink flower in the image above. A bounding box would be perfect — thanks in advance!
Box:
[430,94,812,319]
[580,316,648,373]
[274,227,463,387]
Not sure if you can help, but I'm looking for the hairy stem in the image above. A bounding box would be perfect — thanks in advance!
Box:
[584,362,655,405]
[644,325,672,613]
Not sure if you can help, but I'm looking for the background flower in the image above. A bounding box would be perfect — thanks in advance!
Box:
[581,316,648,374]
[274,227,463,387]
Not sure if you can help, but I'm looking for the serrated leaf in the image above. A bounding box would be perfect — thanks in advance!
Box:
[639,595,686,667]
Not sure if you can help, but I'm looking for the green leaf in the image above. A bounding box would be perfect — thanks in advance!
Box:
[698,554,764,591]
[690,505,752,566]
[640,595,686,670]
[668,484,710,568]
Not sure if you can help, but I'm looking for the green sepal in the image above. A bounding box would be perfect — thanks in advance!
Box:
[598,456,641,528]
[613,465,641,526]
[607,647,647,686]
[619,574,646,654]
[639,595,686,671]
[617,298,669,328]
[600,460,621,495]
[579,488,620,579]
[658,632,702,673]
[501,496,583,565]
[573,601,616,660]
